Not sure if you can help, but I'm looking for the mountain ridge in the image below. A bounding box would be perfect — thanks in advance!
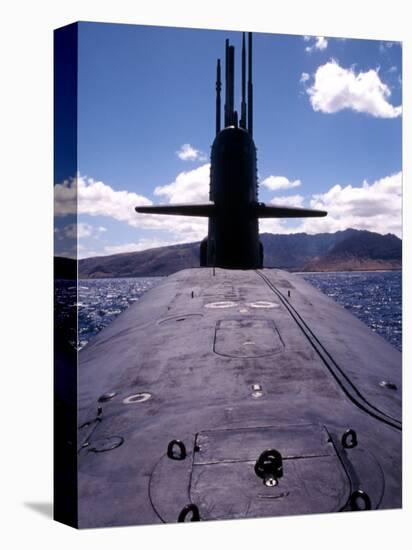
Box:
[76,229,402,278]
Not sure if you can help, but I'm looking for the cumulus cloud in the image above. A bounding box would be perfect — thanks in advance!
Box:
[269,194,305,207]
[176,143,207,162]
[301,172,402,236]
[54,175,152,219]
[304,60,402,118]
[259,219,292,234]
[379,41,395,53]
[64,223,88,239]
[300,72,310,83]
[305,36,328,53]
[55,173,209,245]
[261,175,302,191]
[56,168,401,259]
[154,163,210,203]
[261,173,401,237]
[59,222,107,239]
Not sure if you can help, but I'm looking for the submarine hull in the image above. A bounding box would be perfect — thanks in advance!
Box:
[78,268,401,527]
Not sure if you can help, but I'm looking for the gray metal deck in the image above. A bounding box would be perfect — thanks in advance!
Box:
[78,268,401,528]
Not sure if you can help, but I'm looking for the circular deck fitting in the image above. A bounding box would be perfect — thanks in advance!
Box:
[157,313,203,325]
[98,391,117,403]
[379,380,398,390]
[247,301,279,309]
[205,301,237,309]
[123,392,152,404]
[264,475,278,487]
[178,504,200,522]
[251,383,263,398]
[349,490,372,511]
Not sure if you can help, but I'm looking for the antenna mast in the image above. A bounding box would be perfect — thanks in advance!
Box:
[247,32,253,137]
[215,59,221,135]
[240,33,247,129]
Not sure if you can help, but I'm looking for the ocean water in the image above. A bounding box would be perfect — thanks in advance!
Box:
[77,278,162,349]
[299,271,402,351]
[54,277,162,350]
[56,272,401,352]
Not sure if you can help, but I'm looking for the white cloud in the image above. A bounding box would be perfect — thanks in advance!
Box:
[78,223,94,238]
[54,175,152,219]
[316,37,328,50]
[300,72,310,83]
[261,175,302,191]
[55,173,209,244]
[305,36,328,53]
[269,194,305,207]
[260,173,401,237]
[301,172,402,236]
[154,163,210,203]
[57,168,401,260]
[64,223,89,239]
[60,222,107,239]
[379,41,395,53]
[176,143,207,162]
[259,219,292,234]
[305,60,402,118]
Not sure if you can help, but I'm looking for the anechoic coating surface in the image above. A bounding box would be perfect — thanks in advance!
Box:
[78,268,401,527]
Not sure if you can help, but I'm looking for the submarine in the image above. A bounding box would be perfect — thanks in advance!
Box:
[75,32,401,528]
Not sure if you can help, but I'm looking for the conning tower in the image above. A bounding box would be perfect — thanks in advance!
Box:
[136,33,327,269]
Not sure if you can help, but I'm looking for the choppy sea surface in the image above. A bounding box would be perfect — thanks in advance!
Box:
[299,271,402,351]
[77,278,162,349]
[55,272,401,352]
[54,278,162,350]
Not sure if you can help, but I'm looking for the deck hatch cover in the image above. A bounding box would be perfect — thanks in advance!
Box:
[190,424,350,520]
[213,319,284,358]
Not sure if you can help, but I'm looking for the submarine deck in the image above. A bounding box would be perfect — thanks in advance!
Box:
[78,268,401,528]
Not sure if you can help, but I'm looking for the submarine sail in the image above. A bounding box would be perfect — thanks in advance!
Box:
[135,32,327,269]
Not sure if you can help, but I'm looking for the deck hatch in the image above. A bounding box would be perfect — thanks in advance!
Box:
[149,424,352,522]
[194,424,332,464]
[190,424,350,520]
[213,318,284,358]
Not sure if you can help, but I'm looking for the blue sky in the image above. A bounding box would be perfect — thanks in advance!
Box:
[54,22,402,258]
